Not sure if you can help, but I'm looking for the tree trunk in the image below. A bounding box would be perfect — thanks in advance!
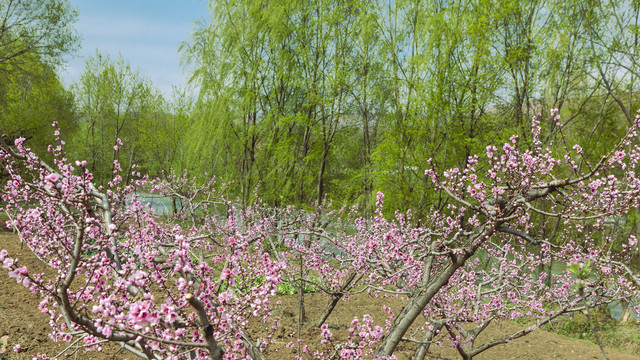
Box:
[316,272,362,327]
[376,255,467,356]
[316,146,329,204]
[411,320,444,360]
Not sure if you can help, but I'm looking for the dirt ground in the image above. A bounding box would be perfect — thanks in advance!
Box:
[1,231,639,360]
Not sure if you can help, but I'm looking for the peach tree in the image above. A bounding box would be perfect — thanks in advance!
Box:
[2,110,640,359]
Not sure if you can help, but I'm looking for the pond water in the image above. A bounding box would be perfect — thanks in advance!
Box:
[128,193,181,216]
[608,301,639,321]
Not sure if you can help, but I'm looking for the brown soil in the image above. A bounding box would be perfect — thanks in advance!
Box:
[0,232,136,360]
[1,231,639,360]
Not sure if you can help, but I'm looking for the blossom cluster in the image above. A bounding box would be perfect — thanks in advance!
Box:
[2,110,640,359]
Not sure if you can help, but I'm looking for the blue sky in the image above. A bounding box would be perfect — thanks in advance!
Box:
[60,0,208,97]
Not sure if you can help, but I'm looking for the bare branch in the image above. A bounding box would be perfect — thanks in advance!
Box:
[185,293,225,360]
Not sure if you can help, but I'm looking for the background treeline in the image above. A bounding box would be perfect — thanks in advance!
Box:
[3,0,640,217]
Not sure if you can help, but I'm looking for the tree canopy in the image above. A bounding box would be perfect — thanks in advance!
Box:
[0,0,79,68]
[0,0,79,162]
[175,0,640,214]
[3,0,640,213]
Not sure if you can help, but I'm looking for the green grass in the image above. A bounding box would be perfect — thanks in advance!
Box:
[276,275,323,295]
[544,311,640,355]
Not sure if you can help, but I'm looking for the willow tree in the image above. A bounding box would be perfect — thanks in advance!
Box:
[183,0,369,206]
[73,52,161,187]
[0,0,79,67]
[0,55,77,157]
[136,87,193,178]
[365,0,508,215]
[181,0,640,215]
[0,0,79,159]
[182,0,270,205]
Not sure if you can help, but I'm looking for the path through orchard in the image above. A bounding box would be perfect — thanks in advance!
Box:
[0,231,638,360]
